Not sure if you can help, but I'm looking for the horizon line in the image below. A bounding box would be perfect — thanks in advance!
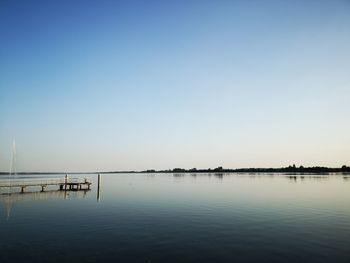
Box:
[1,164,349,175]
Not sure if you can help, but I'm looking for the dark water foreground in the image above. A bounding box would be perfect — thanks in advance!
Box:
[0,173,349,263]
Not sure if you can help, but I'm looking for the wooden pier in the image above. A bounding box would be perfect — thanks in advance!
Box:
[0,175,91,194]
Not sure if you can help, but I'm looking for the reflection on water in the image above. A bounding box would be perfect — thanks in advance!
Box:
[0,173,350,263]
[286,175,331,182]
[0,190,91,220]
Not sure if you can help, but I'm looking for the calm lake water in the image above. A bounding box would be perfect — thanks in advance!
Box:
[1,173,350,263]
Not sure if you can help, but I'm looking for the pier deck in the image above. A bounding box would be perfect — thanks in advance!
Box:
[0,177,91,193]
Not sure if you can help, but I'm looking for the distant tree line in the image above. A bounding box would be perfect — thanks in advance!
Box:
[1,165,349,175]
[142,165,350,174]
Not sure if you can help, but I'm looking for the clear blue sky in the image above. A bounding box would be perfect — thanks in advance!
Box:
[1,0,349,172]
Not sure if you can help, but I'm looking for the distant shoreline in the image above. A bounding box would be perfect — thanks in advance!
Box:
[1,165,349,175]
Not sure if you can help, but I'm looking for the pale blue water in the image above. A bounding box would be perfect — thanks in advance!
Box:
[0,173,349,262]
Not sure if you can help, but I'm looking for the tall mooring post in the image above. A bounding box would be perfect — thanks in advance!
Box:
[64,174,68,190]
[64,174,68,199]
[97,173,101,202]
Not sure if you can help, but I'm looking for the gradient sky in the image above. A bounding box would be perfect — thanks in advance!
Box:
[1,0,350,172]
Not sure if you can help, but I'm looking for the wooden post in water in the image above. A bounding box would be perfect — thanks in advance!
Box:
[64,174,68,191]
[64,174,68,199]
[97,173,101,202]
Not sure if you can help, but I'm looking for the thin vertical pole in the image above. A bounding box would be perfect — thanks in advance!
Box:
[97,173,101,202]
[64,174,68,199]
[65,174,68,190]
